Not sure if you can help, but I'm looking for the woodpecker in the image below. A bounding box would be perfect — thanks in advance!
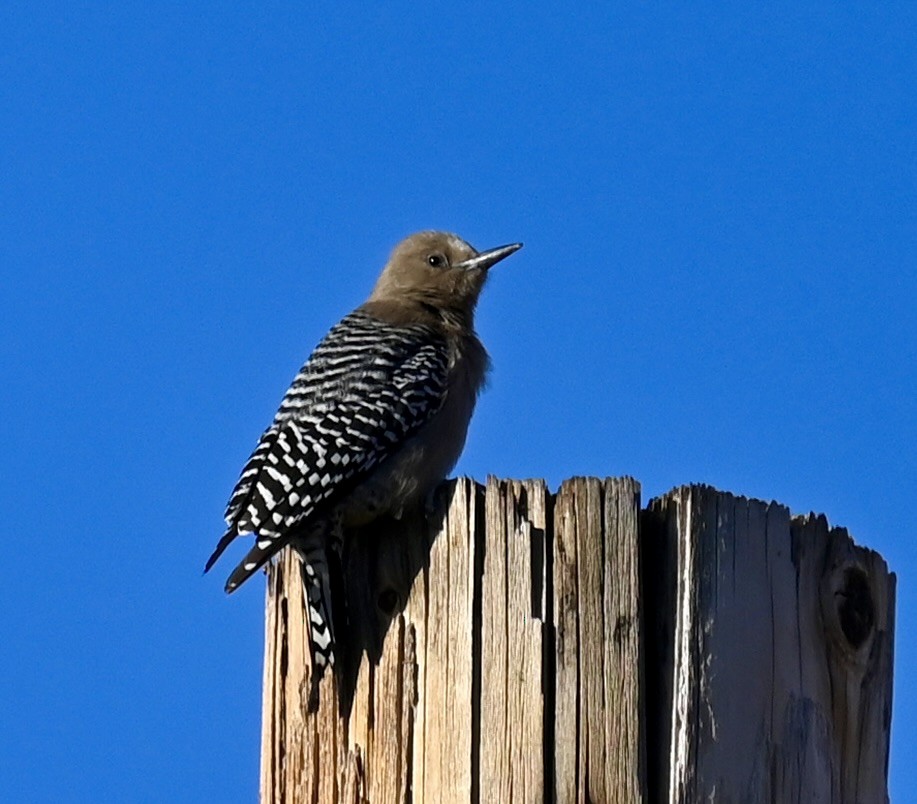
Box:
[206,231,522,701]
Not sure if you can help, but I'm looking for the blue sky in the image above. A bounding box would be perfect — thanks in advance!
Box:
[2,3,914,800]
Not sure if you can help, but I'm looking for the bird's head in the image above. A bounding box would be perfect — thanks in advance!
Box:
[369,231,522,320]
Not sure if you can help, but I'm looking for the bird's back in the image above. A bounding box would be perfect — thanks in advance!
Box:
[208,309,452,589]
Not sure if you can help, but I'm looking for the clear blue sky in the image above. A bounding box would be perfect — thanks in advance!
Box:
[2,3,914,801]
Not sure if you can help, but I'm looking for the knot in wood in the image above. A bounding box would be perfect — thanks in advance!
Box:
[836,566,874,650]
[377,587,400,616]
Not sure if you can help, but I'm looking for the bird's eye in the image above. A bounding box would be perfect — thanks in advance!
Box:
[427,253,446,268]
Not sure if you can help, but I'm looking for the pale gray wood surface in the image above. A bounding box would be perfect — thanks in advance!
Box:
[554,477,645,803]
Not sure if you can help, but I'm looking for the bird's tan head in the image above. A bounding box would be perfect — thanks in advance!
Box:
[369,231,522,321]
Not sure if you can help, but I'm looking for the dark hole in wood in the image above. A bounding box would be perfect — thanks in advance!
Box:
[613,614,630,648]
[279,597,289,678]
[377,587,400,616]
[837,567,874,649]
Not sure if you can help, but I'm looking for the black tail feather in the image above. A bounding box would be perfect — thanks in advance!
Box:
[204,528,237,575]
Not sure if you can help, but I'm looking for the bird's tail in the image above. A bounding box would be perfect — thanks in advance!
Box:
[222,537,284,593]
[293,533,339,712]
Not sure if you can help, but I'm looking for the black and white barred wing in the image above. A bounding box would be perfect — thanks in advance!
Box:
[205,312,450,590]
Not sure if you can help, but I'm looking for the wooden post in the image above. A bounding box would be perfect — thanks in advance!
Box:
[645,487,895,803]
[259,479,895,803]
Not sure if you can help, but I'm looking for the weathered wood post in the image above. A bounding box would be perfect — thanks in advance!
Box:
[259,478,895,803]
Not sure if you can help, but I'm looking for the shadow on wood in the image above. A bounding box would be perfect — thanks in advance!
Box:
[335,486,450,718]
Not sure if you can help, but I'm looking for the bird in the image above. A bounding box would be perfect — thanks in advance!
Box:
[205,230,522,704]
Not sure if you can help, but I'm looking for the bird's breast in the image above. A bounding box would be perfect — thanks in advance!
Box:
[338,334,489,526]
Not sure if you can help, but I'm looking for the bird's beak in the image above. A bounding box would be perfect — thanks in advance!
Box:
[455,242,523,272]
